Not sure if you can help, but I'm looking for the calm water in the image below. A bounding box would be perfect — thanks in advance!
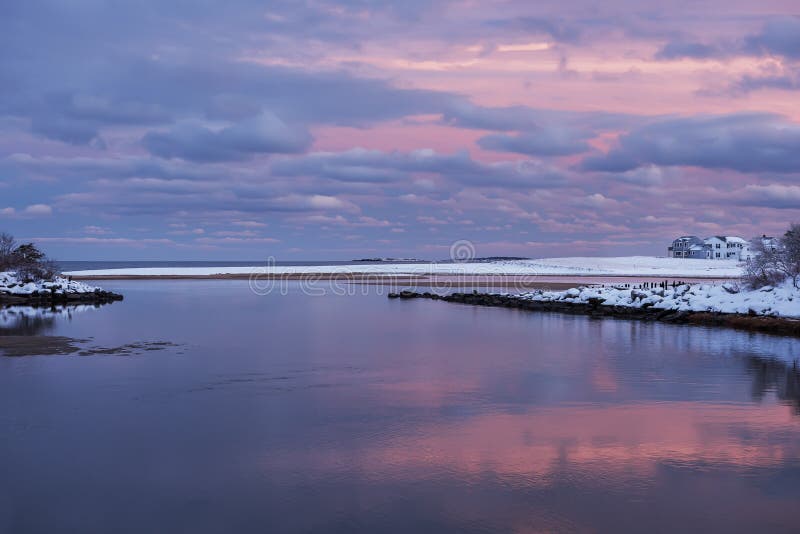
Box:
[1,281,799,533]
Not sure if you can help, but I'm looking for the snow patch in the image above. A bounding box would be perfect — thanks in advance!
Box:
[0,272,103,296]
[510,280,799,318]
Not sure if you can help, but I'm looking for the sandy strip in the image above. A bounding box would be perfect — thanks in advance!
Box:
[0,336,181,357]
[69,273,737,290]
[71,273,424,280]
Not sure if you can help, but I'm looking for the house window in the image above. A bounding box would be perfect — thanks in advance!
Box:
[716,252,720,258]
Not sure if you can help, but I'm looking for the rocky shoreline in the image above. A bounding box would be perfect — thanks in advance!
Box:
[0,272,123,306]
[389,290,800,338]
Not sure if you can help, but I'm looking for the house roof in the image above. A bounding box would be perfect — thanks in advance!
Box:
[707,235,747,243]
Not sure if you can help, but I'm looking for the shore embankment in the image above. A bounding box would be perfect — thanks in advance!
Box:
[0,273,123,306]
[390,285,800,338]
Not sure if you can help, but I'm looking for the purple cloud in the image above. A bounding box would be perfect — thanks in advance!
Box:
[477,131,591,156]
[142,113,312,162]
[655,16,800,62]
[581,113,800,173]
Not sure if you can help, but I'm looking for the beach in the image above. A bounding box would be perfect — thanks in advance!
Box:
[62,256,741,294]
[64,256,745,279]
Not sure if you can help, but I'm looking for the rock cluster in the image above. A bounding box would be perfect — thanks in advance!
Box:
[389,290,800,338]
[0,272,123,306]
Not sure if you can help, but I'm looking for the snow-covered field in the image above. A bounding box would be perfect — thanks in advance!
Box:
[65,256,743,278]
[0,272,102,295]
[515,280,799,318]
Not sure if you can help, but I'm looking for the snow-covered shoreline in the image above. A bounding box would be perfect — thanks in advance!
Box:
[1,272,104,295]
[391,280,800,337]
[513,280,799,319]
[0,272,123,304]
[65,256,744,278]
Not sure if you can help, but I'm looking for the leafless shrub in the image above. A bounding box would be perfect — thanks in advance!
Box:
[744,223,800,289]
[37,258,62,280]
[0,232,61,281]
[779,223,800,288]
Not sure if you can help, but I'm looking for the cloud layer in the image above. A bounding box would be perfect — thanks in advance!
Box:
[1,1,799,259]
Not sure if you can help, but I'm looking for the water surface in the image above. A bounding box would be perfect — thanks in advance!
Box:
[1,281,799,533]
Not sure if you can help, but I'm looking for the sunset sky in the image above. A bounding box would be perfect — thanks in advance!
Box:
[2,1,799,260]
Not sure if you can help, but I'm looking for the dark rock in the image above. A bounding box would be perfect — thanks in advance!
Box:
[387,291,800,338]
[0,290,123,306]
[586,297,606,308]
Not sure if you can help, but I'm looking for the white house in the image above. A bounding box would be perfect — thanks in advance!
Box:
[759,235,781,253]
[704,236,749,260]
[669,235,753,260]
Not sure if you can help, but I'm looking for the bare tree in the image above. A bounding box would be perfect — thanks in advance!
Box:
[0,232,62,281]
[744,237,785,288]
[744,223,800,289]
[0,232,16,270]
[777,223,800,288]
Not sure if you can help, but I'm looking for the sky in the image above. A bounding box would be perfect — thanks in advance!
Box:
[1,1,799,260]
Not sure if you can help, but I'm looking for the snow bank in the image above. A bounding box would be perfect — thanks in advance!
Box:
[64,256,743,278]
[513,280,799,318]
[507,256,742,276]
[0,271,103,296]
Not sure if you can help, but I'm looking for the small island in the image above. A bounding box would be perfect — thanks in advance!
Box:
[0,233,122,306]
